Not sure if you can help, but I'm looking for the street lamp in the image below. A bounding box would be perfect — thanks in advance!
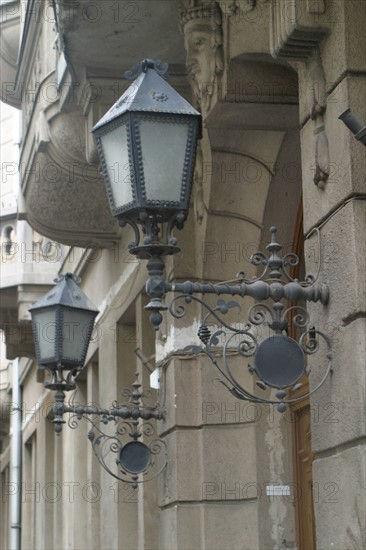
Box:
[94,59,332,412]
[92,59,202,252]
[29,274,166,487]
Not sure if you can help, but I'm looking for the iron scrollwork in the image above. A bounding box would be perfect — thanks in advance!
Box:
[166,227,332,412]
[48,371,167,488]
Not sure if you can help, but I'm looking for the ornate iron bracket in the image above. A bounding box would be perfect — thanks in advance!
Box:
[132,225,329,330]
[135,226,332,411]
[46,370,167,488]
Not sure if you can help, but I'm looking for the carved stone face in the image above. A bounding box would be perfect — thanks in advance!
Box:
[184,21,217,104]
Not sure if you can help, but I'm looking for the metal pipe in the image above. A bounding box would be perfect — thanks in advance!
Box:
[10,358,21,550]
[339,109,366,146]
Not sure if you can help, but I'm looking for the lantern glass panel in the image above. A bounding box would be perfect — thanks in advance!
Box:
[139,119,189,203]
[33,309,57,362]
[61,308,96,364]
[100,122,133,209]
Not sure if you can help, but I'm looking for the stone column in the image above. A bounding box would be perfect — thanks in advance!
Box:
[156,128,280,548]
[299,3,366,547]
[86,361,100,550]
[135,295,160,549]
[98,320,120,550]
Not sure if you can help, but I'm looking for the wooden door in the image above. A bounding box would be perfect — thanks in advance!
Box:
[290,201,316,549]
[292,400,316,549]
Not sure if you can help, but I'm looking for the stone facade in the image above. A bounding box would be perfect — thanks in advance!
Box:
[0,1,365,549]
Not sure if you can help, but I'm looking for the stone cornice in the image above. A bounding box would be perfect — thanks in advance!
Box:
[0,209,17,222]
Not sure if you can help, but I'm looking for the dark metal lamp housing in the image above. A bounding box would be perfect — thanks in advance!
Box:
[29,273,99,388]
[339,109,366,147]
[92,59,202,253]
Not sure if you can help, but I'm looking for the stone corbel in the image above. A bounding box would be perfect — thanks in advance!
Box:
[306,0,326,14]
[218,0,256,17]
[2,306,36,361]
[269,1,330,189]
[269,0,328,60]
[4,321,36,361]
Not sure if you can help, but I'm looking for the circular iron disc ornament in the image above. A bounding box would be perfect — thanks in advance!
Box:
[254,335,305,389]
[119,441,151,474]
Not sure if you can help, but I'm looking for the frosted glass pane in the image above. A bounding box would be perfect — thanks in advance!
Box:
[62,309,94,363]
[101,124,133,208]
[139,120,189,202]
[34,310,57,361]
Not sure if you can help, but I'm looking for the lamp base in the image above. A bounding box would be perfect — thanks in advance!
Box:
[45,381,76,392]
[43,365,79,393]
[129,244,180,259]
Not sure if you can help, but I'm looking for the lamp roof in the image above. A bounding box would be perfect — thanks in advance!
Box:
[92,59,202,134]
[29,273,99,314]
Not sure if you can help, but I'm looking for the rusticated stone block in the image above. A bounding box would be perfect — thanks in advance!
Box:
[159,501,259,550]
[157,354,260,435]
[312,444,366,550]
[159,429,203,506]
[159,506,202,550]
[159,423,258,507]
[201,423,257,492]
[304,200,366,326]
[157,357,203,434]
[203,502,259,549]
[307,319,366,453]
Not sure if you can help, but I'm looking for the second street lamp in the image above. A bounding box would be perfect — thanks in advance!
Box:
[29,273,99,390]
[29,274,166,486]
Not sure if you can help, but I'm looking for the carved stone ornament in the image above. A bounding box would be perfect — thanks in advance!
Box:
[307,58,329,188]
[193,142,207,224]
[218,0,256,17]
[180,0,224,113]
